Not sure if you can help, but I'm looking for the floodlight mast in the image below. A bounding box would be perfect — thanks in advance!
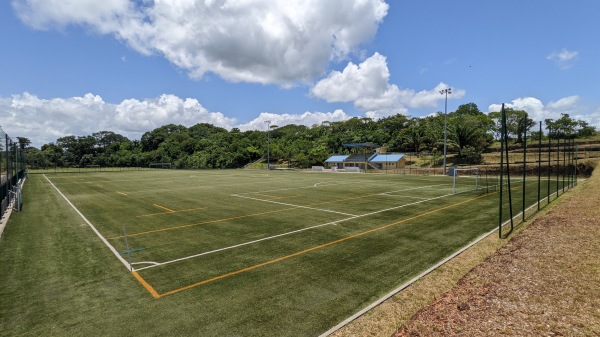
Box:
[440,87,452,175]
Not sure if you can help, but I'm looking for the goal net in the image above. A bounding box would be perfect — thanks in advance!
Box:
[149,162,172,169]
[452,167,480,194]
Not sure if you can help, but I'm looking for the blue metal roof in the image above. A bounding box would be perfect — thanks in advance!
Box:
[369,154,405,163]
[324,155,350,163]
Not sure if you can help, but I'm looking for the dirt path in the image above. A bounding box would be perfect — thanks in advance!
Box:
[393,169,600,336]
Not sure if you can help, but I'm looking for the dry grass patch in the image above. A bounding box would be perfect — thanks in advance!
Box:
[333,168,599,337]
[394,164,600,336]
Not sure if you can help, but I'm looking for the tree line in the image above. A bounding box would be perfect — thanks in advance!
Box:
[21,103,597,169]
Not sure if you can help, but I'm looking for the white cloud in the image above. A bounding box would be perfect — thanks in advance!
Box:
[547,48,579,70]
[546,95,579,112]
[113,95,237,134]
[311,53,465,118]
[489,97,547,121]
[238,110,352,131]
[589,107,600,129]
[0,92,357,148]
[4,92,598,149]
[12,0,389,86]
[0,93,236,147]
[488,95,600,130]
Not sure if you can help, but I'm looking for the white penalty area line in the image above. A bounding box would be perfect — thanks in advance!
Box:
[43,175,131,271]
[231,184,445,217]
[231,194,357,217]
[133,215,360,271]
[135,190,459,271]
[377,184,444,196]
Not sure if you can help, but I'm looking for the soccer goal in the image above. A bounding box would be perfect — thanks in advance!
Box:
[149,162,172,169]
[452,167,480,194]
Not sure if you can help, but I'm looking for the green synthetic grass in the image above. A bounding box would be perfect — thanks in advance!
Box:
[0,170,562,336]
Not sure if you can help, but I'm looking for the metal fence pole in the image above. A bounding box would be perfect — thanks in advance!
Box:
[498,105,505,238]
[522,127,527,222]
[537,121,541,210]
[547,127,551,204]
[575,143,578,186]
[562,134,568,193]
[556,135,560,198]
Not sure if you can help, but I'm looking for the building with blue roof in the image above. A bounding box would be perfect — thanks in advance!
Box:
[323,147,406,171]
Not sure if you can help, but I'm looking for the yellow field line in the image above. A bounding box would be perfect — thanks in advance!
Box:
[153,204,176,212]
[137,207,207,218]
[117,185,439,239]
[108,207,299,240]
[116,191,128,196]
[140,192,492,298]
[132,271,160,299]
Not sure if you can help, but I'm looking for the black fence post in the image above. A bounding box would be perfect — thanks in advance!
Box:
[537,121,541,210]
[522,127,527,222]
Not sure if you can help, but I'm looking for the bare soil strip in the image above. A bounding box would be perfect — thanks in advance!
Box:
[392,168,600,336]
[331,166,599,337]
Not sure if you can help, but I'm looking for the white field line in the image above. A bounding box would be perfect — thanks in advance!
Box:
[378,185,445,199]
[242,180,357,195]
[378,195,430,199]
[134,216,359,272]
[43,174,131,271]
[135,190,457,271]
[320,184,581,337]
[232,184,444,216]
[231,194,358,217]
[319,223,501,337]
[314,182,339,187]
[240,176,426,197]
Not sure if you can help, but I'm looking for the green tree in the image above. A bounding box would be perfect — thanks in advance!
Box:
[490,108,534,143]
[545,113,596,139]
[453,102,482,116]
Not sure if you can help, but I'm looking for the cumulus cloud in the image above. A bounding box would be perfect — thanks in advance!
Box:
[3,93,112,146]
[12,0,389,86]
[488,95,600,129]
[238,110,352,131]
[0,93,235,147]
[590,107,600,129]
[547,48,578,70]
[0,92,357,148]
[311,53,465,118]
[113,95,236,133]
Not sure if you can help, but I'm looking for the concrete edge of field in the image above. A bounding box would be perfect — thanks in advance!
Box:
[0,177,27,240]
[319,226,498,337]
[319,185,576,337]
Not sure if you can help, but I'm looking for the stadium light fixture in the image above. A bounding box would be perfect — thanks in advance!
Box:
[440,87,452,175]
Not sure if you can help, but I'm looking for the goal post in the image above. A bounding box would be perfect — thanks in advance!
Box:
[452,167,480,194]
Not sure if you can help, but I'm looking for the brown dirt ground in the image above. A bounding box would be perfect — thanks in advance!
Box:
[331,163,599,337]
[392,168,600,336]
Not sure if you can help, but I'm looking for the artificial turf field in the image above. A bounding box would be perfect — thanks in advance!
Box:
[0,169,555,336]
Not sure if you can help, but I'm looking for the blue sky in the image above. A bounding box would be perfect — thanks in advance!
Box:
[1,0,598,148]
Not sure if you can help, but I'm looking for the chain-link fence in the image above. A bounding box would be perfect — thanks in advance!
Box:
[1,127,26,220]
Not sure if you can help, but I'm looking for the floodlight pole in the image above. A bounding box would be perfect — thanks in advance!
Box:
[265,120,271,170]
[440,87,452,175]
